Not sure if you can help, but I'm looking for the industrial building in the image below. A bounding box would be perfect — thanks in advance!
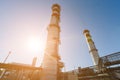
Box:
[0,4,120,80]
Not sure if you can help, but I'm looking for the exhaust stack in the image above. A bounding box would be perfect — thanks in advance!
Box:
[32,57,37,67]
[83,29,99,66]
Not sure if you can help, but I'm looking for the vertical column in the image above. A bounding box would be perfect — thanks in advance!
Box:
[41,4,62,80]
[83,29,100,66]
[32,57,37,67]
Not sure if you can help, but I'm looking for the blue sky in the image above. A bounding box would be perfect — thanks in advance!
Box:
[0,0,120,71]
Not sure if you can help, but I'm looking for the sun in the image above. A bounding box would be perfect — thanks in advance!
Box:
[27,36,44,53]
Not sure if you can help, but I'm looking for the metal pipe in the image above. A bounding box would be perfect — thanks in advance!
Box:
[3,51,11,63]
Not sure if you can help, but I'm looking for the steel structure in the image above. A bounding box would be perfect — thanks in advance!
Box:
[100,52,120,66]
[0,63,42,80]
[76,52,120,80]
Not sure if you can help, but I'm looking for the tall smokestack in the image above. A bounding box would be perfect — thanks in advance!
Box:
[41,4,63,80]
[83,29,99,66]
[32,57,37,67]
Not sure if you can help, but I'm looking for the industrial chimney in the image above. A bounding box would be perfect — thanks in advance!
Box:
[83,29,100,67]
[41,4,63,80]
[32,57,37,67]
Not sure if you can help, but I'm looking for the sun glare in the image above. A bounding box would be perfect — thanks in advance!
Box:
[27,36,44,53]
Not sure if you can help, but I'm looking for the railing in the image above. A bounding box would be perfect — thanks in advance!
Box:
[101,52,120,66]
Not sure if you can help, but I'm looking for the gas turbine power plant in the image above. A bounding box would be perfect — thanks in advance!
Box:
[0,4,120,80]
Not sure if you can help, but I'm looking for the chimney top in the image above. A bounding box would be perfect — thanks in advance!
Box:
[52,4,61,11]
[83,29,89,34]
